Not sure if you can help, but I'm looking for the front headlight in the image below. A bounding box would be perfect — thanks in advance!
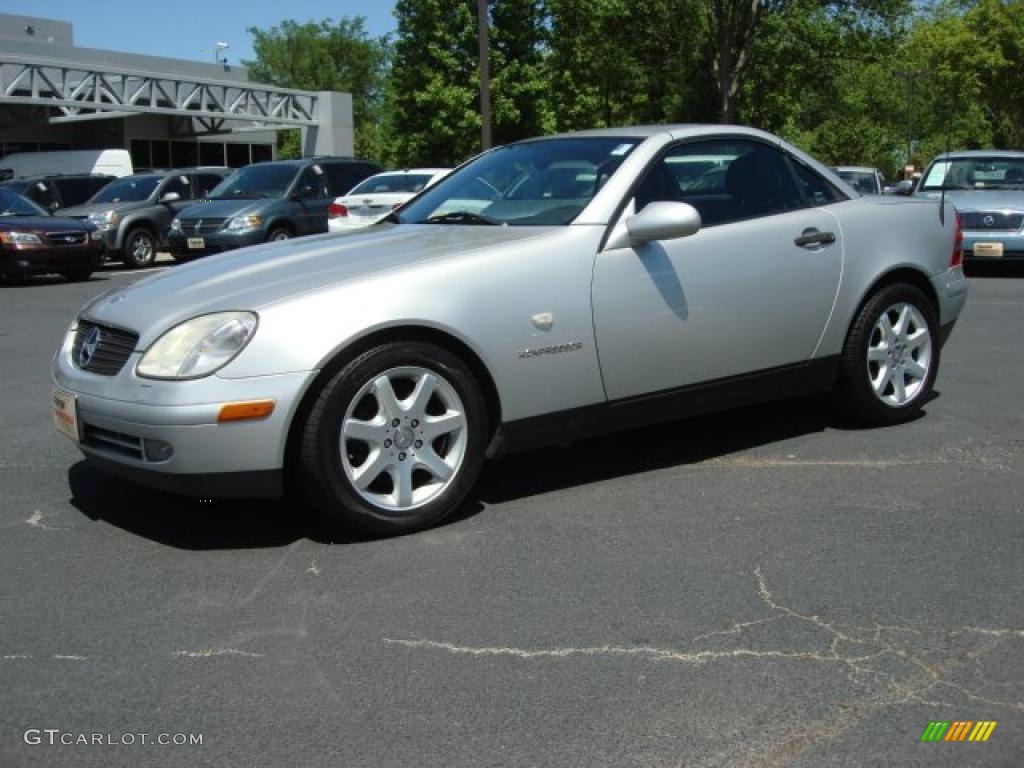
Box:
[136,312,258,380]
[87,210,119,230]
[226,215,263,231]
[169,218,182,233]
[0,232,42,245]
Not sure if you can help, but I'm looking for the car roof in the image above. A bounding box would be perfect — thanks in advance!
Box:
[834,166,879,173]
[368,168,449,176]
[933,150,1024,160]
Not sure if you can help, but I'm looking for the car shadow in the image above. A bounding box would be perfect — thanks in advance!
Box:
[67,391,932,549]
[474,393,923,505]
[965,261,1023,278]
[0,274,114,288]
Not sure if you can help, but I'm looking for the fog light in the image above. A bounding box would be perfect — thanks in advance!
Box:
[143,438,175,462]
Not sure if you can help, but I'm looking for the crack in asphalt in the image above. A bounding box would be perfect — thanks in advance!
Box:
[383,565,1024,763]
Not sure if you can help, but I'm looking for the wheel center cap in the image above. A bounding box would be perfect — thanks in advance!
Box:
[393,426,415,450]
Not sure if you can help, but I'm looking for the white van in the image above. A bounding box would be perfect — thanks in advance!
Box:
[0,149,133,180]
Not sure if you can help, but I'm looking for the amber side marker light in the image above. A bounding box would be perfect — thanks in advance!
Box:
[218,399,276,423]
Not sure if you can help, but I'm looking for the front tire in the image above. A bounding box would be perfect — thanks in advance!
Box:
[268,227,292,242]
[299,341,488,535]
[839,283,939,425]
[123,227,156,268]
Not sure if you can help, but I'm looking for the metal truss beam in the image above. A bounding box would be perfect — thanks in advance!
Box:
[0,54,318,128]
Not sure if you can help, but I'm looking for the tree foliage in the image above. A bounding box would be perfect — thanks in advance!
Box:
[244,18,389,160]
[246,0,1024,175]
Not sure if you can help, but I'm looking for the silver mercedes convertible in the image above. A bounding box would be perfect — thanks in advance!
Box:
[52,126,968,534]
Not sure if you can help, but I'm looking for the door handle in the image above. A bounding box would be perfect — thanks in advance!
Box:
[794,228,836,248]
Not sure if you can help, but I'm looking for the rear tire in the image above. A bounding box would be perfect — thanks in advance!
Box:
[838,283,939,425]
[123,227,156,268]
[298,341,488,535]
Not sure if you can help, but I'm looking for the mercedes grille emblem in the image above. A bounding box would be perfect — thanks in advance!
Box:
[983,215,995,227]
[79,326,101,367]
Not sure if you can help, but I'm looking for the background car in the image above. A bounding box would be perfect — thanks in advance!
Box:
[52,126,966,536]
[0,188,103,282]
[915,150,1024,261]
[833,166,886,195]
[59,168,228,268]
[0,174,115,214]
[328,168,450,231]
[169,157,383,258]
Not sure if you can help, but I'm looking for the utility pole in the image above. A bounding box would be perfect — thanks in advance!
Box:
[896,70,926,176]
[477,0,492,150]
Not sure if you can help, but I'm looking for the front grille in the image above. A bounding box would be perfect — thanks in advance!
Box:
[73,320,139,376]
[82,424,144,460]
[45,230,88,246]
[959,212,1024,231]
[178,218,227,234]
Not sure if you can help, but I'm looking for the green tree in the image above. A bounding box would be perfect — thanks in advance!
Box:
[385,0,481,166]
[490,0,553,144]
[245,18,390,160]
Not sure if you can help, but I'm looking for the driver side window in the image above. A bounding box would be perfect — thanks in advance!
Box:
[295,166,328,199]
[633,140,805,227]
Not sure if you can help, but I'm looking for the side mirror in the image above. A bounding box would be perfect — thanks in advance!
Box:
[160,191,181,203]
[896,180,915,196]
[626,201,702,245]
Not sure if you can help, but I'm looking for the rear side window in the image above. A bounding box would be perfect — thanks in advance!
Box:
[193,173,224,199]
[56,177,109,208]
[324,164,364,196]
[790,160,846,205]
[295,166,329,198]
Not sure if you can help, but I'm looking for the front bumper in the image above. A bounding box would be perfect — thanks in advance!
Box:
[1,242,105,277]
[52,326,318,498]
[167,229,266,258]
[962,229,1024,260]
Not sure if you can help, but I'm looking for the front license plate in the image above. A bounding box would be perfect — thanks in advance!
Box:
[187,237,205,249]
[52,387,79,442]
[973,242,1004,258]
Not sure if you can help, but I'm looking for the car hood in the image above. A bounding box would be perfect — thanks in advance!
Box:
[176,198,273,219]
[916,190,1024,211]
[60,201,146,217]
[81,224,557,344]
[0,215,92,232]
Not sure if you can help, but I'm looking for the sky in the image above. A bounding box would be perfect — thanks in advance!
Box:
[2,0,398,67]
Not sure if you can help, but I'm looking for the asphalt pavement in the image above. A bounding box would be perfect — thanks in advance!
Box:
[1,264,1021,767]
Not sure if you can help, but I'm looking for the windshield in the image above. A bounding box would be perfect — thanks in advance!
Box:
[921,157,1024,191]
[0,188,47,216]
[350,173,436,195]
[91,176,161,203]
[210,164,298,199]
[837,171,879,195]
[397,137,640,226]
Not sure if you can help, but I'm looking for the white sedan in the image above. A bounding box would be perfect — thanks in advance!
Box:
[328,168,450,231]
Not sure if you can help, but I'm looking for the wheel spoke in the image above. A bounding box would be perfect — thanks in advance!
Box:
[867,345,889,362]
[405,372,438,417]
[343,416,387,444]
[878,313,895,340]
[906,326,929,351]
[421,411,465,439]
[904,359,927,380]
[416,447,454,482]
[372,376,401,419]
[893,370,907,402]
[873,364,893,396]
[390,463,414,507]
[894,305,911,337]
[352,448,390,490]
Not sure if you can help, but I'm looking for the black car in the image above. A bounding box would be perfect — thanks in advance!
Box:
[0,188,104,282]
[0,174,115,214]
[167,157,381,260]
[59,168,229,268]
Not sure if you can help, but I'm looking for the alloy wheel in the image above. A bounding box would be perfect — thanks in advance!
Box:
[340,366,468,512]
[866,302,932,407]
